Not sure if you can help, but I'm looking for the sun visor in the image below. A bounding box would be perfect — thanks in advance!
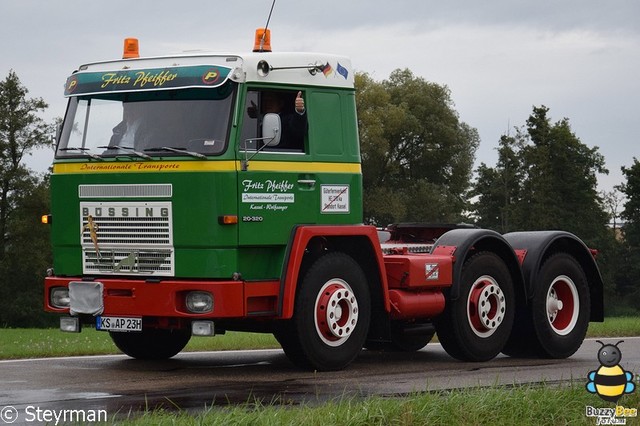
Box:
[64,65,233,97]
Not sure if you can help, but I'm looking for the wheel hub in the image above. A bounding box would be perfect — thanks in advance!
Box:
[546,275,579,335]
[547,287,564,322]
[467,276,506,338]
[315,280,359,347]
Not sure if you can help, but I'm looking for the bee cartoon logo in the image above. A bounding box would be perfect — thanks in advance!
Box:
[586,340,636,403]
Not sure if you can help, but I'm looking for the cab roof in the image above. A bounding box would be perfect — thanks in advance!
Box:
[67,51,354,96]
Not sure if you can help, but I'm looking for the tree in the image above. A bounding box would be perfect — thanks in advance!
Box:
[601,189,624,232]
[356,69,479,225]
[471,106,608,244]
[614,159,640,306]
[619,159,640,247]
[471,134,524,232]
[0,71,53,326]
[516,106,608,241]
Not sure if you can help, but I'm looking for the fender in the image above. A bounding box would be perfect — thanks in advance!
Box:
[432,228,525,302]
[278,224,390,319]
[503,231,604,321]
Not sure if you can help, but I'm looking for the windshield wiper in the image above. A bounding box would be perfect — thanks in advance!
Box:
[59,147,103,161]
[144,146,206,159]
[98,145,153,160]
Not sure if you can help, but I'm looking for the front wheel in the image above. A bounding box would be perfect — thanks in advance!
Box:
[110,328,191,360]
[277,252,371,371]
[435,252,515,362]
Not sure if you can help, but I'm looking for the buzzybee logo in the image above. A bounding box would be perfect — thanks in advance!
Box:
[585,340,637,424]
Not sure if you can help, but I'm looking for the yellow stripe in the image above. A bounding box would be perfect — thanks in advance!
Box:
[53,161,236,174]
[53,160,361,174]
[247,161,361,173]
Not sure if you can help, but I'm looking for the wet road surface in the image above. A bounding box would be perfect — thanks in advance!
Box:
[1,337,639,423]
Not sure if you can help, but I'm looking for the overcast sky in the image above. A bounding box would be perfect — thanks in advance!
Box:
[2,0,638,192]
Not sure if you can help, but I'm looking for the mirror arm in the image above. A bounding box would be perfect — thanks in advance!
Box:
[241,131,280,171]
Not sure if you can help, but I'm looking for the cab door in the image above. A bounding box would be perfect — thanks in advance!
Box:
[236,89,319,247]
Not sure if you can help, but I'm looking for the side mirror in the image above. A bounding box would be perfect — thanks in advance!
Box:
[262,113,281,147]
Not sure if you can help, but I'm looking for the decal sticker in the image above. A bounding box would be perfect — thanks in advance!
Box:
[202,67,221,85]
[425,263,440,280]
[314,62,349,80]
[242,216,264,222]
[336,62,349,79]
[321,185,350,213]
[241,179,295,213]
[321,62,333,77]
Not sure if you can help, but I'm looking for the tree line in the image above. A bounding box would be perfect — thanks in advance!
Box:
[0,69,638,327]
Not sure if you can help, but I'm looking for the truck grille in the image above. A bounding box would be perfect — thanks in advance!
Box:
[80,201,174,276]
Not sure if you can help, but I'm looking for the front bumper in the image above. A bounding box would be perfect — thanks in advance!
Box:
[44,277,280,319]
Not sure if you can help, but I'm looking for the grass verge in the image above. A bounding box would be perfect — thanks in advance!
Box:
[0,316,637,360]
[113,383,640,425]
[0,329,278,360]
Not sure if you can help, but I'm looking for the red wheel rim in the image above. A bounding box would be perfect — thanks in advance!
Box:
[314,279,359,347]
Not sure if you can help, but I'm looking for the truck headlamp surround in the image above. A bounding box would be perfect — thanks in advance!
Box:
[50,287,70,309]
[186,291,214,313]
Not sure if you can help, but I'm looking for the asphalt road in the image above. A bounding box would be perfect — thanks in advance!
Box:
[1,337,639,423]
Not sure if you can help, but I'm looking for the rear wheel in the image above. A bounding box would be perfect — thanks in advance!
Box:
[435,252,514,361]
[276,252,371,371]
[503,253,590,359]
[110,328,191,360]
[532,253,590,358]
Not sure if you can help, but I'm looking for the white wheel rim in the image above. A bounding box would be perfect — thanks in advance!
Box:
[466,275,506,338]
[546,275,579,335]
[314,279,359,347]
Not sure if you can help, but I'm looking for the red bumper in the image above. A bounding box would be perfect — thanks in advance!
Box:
[44,277,280,318]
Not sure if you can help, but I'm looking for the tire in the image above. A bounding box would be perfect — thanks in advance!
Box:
[277,252,371,371]
[434,251,515,362]
[531,253,590,358]
[110,328,191,360]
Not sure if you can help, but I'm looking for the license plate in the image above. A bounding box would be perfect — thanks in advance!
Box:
[96,316,142,332]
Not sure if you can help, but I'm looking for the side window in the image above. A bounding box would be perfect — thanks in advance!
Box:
[240,89,307,152]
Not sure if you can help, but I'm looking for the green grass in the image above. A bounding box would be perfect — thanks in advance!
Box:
[586,316,640,338]
[0,329,279,360]
[0,316,637,360]
[111,383,640,425]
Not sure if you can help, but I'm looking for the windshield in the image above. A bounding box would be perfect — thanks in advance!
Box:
[57,84,235,159]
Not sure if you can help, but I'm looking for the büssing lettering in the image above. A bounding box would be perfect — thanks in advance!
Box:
[82,206,169,218]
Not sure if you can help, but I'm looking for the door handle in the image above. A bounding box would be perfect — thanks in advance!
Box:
[297,178,316,190]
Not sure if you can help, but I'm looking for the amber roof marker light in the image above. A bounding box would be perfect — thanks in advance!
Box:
[123,37,139,59]
[253,28,272,52]
[253,0,276,52]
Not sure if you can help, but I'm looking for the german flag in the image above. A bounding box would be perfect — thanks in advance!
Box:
[322,62,333,77]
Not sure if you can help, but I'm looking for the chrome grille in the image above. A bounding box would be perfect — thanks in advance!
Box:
[80,201,174,276]
[83,249,173,275]
[79,184,172,198]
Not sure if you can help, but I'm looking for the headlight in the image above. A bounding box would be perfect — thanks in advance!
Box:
[50,287,70,308]
[186,291,213,313]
